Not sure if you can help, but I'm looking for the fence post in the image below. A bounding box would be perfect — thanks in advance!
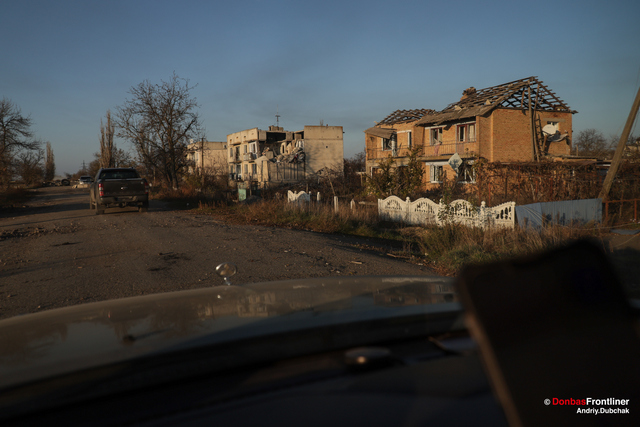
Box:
[405,197,411,223]
[317,192,321,202]
[334,196,339,213]
[350,199,355,210]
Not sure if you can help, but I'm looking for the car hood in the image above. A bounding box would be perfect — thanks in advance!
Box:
[0,275,459,390]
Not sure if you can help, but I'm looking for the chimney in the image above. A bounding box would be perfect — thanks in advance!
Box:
[460,87,476,101]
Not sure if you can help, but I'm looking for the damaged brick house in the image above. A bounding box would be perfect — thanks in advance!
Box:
[365,76,576,190]
[227,125,344,187]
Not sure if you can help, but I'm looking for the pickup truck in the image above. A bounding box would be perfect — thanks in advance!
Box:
[89,168,149,215]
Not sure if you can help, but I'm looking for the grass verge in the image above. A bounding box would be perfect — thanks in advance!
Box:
[193,198,606,276]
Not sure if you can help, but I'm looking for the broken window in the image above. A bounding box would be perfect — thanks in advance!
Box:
[459,160,476,183]
[407,131,412,148]
[457,123,476,143]
[430,128,443,145]
[426,161,446,183]
[382,137,391,151]
[431,165,443,183]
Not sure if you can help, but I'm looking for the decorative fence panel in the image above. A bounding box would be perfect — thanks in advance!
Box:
[408,198,440,225]
[287,190,311,204]
[378,196,516,229]
[488,201,517,228]
[378,196,408,223]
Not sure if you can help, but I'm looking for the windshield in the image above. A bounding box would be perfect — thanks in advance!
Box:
[1,2,639,425]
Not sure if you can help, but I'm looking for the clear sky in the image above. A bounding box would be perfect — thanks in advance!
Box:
[1,0,639,175]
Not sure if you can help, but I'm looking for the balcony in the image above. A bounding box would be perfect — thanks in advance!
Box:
[424,140,478,158]
[366,139,478,161]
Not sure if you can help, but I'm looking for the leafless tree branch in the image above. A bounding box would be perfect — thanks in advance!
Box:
[116,73,202,188]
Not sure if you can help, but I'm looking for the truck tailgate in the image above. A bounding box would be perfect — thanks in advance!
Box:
[101,179,146,196]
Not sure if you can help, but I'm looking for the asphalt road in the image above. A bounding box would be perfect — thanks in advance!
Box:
[0,186,437,320]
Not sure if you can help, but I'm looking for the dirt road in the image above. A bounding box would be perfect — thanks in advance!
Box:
[0,187,436,320]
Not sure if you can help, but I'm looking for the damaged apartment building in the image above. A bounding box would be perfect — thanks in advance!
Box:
[364,76,576,189]
[227,125,344,187]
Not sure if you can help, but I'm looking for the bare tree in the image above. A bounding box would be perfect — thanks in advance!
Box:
[16,148,44,186]
[113,147,135,168]
[116,73,202,189]
[99,110,115,168]
[573,129,614,158]
[89,147,135,178]
[0,98,40,186]
[44,141,55,181]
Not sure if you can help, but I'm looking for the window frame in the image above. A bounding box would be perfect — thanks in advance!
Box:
[430,127,443,145]
[382,134,395,151]
[460,160,476,184]
[425,161,447,183]
[456,122,476,143]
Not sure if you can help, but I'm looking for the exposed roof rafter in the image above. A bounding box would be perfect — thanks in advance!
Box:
[442,76,575,113]
[378,109,436,125]
[414,76,577,127]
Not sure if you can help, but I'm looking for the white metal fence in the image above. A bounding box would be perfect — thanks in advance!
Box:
[378,196,516,229]
[287,191,516,229]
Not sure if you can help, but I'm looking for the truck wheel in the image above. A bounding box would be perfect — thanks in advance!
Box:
[96,204,104,215]
[139,202,149,213]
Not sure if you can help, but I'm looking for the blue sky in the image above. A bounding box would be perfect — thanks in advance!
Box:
[1,0,639,175]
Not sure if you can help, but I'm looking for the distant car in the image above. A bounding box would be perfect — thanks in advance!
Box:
[78,176,93,184]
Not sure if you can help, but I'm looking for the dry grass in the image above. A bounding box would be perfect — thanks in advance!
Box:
[192,198,606,276]
[406,223,604,275]
[201,199,391,237]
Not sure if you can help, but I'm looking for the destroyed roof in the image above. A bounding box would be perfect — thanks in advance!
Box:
[364,126,396,139]
[377,109,436,125]
[364,109,436,137]
[414,76,577,127]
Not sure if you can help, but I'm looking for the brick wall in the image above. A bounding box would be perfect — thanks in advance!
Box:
[365,122,426,173]
[488,109,573,161]
[490,109,534,162]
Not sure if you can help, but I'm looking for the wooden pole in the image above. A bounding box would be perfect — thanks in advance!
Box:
[529,85,539,162]
[599,86,640,200]
[200,138,205,187]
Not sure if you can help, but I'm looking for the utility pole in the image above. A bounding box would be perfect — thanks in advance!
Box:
[201,137,205,187]
[598,86,640,200]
